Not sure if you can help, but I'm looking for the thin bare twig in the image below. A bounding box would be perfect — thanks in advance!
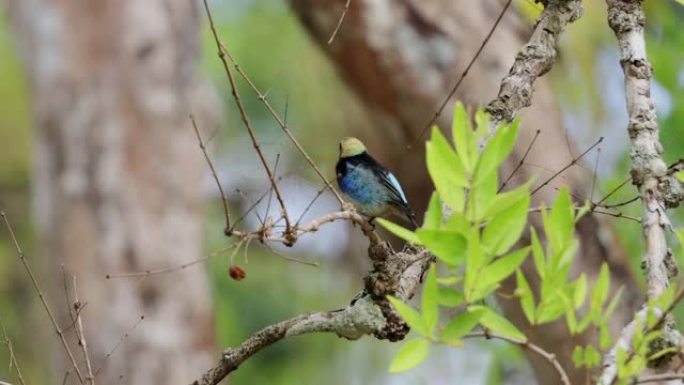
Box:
[295,179,334,226]
[190,115,231,231]
[93,315,145,378]
[595,177,631,207]
[530,137,603,195]
[201,0,343,206]
[0,317,26,385]
[498,129,540,192]
[327,0,351,44]
[105,246,233,279]
[200,12,294,241]
[412,0,513,147]
[0,211,85,384]
[71,276,94,385]
[465,331,571,385]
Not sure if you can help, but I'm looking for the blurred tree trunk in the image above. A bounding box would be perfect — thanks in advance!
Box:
[290,0,641,383]
[8,0,217,383]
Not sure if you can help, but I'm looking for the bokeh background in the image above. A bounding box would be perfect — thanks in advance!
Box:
[0,0,682,384]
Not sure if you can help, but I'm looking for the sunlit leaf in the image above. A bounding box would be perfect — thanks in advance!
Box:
[546,187,574,253]
[516,270,536,324]
[452,102,474,173]
[389,339,430,373]
[438,287,464,307]
[427,127,467,211]
[377,219,419,244]
[422,264,439,335]
[572,345,585,368]
[478,306,526,341]
[387,296,428,336]
[441,307,486,342]
[479,247,530,290]
[417,229,467,267]
[482,194,530,255]
[423,192,443,229]
[574,274,587,309]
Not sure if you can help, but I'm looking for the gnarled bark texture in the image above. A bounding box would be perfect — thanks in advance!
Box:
[7,0,217,383]
[289,0,641,383]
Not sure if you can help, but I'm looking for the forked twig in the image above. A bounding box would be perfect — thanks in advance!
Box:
[201,0,344,206]
[93,315,145,378]
[530,137,603,195]
[190,115,231,231]
[199,14,294,240]
[71,276,95,385]
[0,211,85,384]
[499,129,540,192]
[0,317,26,385]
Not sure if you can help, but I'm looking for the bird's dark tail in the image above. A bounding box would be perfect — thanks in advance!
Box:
[404,207,419,230]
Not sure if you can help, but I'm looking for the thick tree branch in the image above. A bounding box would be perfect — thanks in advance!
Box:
[599,0,683,382]
[485,0,583,129]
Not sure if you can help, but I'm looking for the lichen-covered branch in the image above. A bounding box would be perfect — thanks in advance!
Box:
[598,0,683,382]
[485,0,583,128]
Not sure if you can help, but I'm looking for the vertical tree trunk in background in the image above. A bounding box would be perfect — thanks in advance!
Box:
[8,0,217,383]
[290,0,641,383]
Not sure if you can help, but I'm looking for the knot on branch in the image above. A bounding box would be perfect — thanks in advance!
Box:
[647,316,679,368]
[607,1,645,34]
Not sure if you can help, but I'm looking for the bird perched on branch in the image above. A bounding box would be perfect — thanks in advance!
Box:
[336,137,418,229]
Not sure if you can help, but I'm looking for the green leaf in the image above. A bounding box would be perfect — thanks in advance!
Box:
[603,287,623,323]
[471,163,498,221]
[445,212,469,234]
[478,306,526,341]
[546,187,574,253]
[482,194,530,255]
[572,345,585,368]
[464,228,483,299]
[592,263,610,309]
[599,323,612,350]
[423,192,443,229]
[574,274,587,309]
[441,307,486,342]
[483,183,531,219]
[417,229,467,267]
[427,127,467,211]
[474,120,519,186]
[422,264,439,335]
[452,102,474,172]
[438,287,464,307]
[387,296,429,336]
[479,247,530,290]
[585,345,601,368]
[389,339,430,373]
[516,270,536,324]
[530,229,546,279]
[377,219,419,244]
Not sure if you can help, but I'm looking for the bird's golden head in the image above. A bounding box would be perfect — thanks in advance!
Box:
[339,137,367,158]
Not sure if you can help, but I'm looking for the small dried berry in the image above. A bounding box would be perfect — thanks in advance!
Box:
[228,265,246,281]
